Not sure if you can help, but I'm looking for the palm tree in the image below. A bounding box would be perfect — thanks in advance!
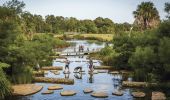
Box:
[133,2,160,30]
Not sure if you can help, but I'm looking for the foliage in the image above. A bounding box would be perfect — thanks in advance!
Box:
[133,1,160,30]
[0,62,11,99]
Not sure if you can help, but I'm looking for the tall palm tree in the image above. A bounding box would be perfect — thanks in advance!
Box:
[133,2,160,30]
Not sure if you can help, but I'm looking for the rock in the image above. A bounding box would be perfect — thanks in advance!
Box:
[12,84,43,96]
[109,71,119,74]
[112,91,123,96]
[48,85,63,90]
[41,66,63,70]
[83,88,93,93]
[44,71,48,74]
[94,66,112,69]
[91,92,108,98]
[41,90,54,94]
[33,77,74,85]
[97,70,108,73]
[152,92,166,100]
[60,90,76,96]
[122,81,148,87]
[53,72,60,75]
[50,70,58,73]
[132,92,146,98]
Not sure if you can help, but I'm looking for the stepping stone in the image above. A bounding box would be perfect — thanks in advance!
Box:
[12,84,43,96]
[48,85,63,90]
[41,90,54,94]
[97,70,108,73]
[60,90,76,96]
[109,71,119,74]
[152,92,166,100]
[53,72,60,75]
[44,71,48,74]
[50,70,58,73]
[132,92,145,98]
[91,92,108,98]
[112,91,123,96]
[83,88,93,93]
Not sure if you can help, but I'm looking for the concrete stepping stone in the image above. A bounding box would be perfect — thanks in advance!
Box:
[152,92,166,100]
[12,84,43,96]
[91,92,108,98]
[112,91,123,96]
[53,72,60,75]
[97,70,108,73]
[132,92,146,98]
[50,70,58,73]
[44,71,48,74]
[109,71,119,74]
[48,85,63,90]
[60,90,76,96]
[83,88,93,93]
[41,90,54,94]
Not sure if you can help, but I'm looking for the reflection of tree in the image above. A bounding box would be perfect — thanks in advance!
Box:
[89,72,94,83]
[65,73,70,79]
[74,73,82,79]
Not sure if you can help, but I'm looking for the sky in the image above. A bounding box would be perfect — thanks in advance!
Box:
[0,0,169,23]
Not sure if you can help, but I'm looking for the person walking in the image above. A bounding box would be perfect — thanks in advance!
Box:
[64,58,70,73]
[89,58,93,72]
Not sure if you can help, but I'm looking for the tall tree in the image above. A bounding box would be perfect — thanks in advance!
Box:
[133,2,160,30]
[165,2,170,18]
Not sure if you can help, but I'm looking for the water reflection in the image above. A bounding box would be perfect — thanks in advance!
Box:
[64,73,70,79]
[88,73,94,83]
[74,73,82,79]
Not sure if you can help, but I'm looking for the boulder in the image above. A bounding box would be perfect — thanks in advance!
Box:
[152,92,166,100]
[109,71,119,74]
[41,90,54,94]
[48,85,63,90]
[91,92,108,98]
[60,90,76,96]
[83,88,93,93]
[97,70,108,73]
[112,91,123,96]
[132,92,145,98]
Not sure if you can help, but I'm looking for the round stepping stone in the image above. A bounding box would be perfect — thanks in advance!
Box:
[91,92,108,98]
[53,72,60,75]
[97,70,108,73]
[112,91,123,96]
[132,92,145,98]
[60,90,76,96]
[83,88,93,93]
[41,90,54,94]
[48,85,63,90]
[109,71,119,74]
[152,92,166,100]
[44,71,48,74]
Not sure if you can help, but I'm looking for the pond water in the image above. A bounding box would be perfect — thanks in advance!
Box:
[8,40,149,100]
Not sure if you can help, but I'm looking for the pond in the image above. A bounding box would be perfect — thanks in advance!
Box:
[8,40,149,100]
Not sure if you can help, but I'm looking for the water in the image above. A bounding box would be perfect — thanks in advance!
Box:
[8,40,146,100]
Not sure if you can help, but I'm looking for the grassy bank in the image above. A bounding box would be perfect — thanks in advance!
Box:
[54,33,114,42]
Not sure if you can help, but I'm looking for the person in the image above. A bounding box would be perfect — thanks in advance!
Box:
[64,58,70,73]
[74,66,82,73]
[89,58,93,72]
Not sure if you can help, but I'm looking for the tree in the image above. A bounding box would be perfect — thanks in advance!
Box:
[3,0,25,14]
[165,2,170,18]
[133,2,160,30]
